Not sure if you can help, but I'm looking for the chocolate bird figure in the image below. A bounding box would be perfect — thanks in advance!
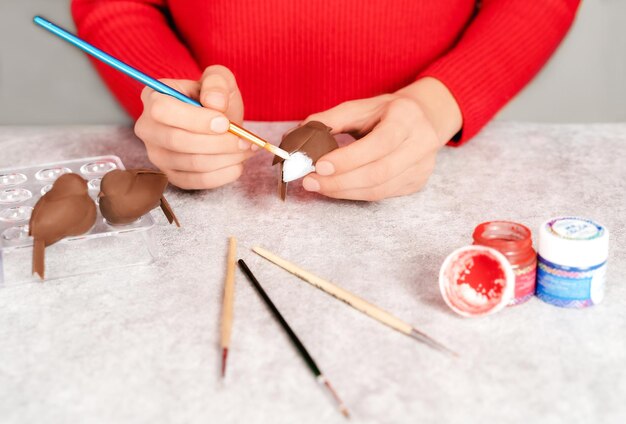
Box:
[98,169,180,227]
[29,173,97,279]
[273,121,339,200]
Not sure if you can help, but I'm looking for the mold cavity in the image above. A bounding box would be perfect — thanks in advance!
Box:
[0,173,28,187]
[80,161,117,176]
[0,206,33,222]
[0,188,33,204]
[35,167,72,182]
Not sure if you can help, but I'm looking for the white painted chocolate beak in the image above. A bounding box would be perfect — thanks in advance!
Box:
[281,152,316,182]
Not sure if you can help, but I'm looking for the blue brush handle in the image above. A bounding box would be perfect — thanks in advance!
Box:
[33,16,202,107]
[32,15,292,160]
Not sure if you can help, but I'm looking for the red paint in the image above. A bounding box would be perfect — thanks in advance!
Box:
[455,253,505,298]
[440,246,514,317]
[473,221,537,304]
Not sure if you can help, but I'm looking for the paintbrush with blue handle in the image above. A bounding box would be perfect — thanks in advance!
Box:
[33,15,291,161]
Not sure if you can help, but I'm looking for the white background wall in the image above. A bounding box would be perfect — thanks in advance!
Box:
[0,0,624,125]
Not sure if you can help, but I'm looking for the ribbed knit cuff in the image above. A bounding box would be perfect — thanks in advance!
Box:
[418,0,580,146]
[418,62,497,147]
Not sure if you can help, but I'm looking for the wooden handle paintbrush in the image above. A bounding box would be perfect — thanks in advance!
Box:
[220,237,237,377]
[33,16,290,160]
[252,246,458,357]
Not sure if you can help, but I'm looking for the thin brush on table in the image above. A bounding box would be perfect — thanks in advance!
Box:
[32,16,290,161]
[220,237,237,378]
[252,246,458,357]
[237,259,350,419]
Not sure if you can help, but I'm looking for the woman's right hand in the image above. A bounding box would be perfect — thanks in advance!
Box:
[135,65,254,189]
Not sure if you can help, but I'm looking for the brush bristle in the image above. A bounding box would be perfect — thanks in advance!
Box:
[221,348,228,378]
[321,377,350,419]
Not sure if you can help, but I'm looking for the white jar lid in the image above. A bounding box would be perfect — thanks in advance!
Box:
[538,217,609,268]
[439,245,515,317]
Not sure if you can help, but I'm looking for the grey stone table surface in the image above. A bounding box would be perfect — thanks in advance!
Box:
[0,122,625,424]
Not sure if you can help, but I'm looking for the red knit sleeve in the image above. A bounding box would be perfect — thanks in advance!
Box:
[71,0,203,119]
[419,0,581,145]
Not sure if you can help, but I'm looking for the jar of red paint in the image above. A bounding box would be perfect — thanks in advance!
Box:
[473,221,537,305]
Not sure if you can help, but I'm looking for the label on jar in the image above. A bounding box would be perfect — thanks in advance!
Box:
[548,217,605,241]
[536,255,606,308]
[511,264,536,305]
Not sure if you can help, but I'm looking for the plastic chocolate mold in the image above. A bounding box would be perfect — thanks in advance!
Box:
[0,156,158,286]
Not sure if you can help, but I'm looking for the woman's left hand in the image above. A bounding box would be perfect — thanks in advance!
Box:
[301,77,462,201]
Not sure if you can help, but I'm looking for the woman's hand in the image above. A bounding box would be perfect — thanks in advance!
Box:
[301,77,462,201]
[135,65,254,190]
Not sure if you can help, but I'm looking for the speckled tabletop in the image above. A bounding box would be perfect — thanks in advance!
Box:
[0,122,625,424]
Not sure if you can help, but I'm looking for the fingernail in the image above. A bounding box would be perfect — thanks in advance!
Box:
[315,161,335,176]
[204,91,226,110]
[302,177,320,192]
[238,138,249,150]
[210,116,229,133]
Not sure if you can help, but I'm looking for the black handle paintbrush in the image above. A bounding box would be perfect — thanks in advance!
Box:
[238,259,350,419]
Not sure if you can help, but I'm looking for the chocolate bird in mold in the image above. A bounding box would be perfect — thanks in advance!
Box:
[98,169,180,226]
[29,173,97,279]
[273,121,339,201]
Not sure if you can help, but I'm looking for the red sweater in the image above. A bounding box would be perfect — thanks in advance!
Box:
[71,0,580,144]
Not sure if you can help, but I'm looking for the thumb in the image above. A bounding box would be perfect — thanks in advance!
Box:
[141,79,201,104]
[162,78,201,99]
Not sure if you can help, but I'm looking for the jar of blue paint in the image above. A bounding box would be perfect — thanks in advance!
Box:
[536,217,609,308]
